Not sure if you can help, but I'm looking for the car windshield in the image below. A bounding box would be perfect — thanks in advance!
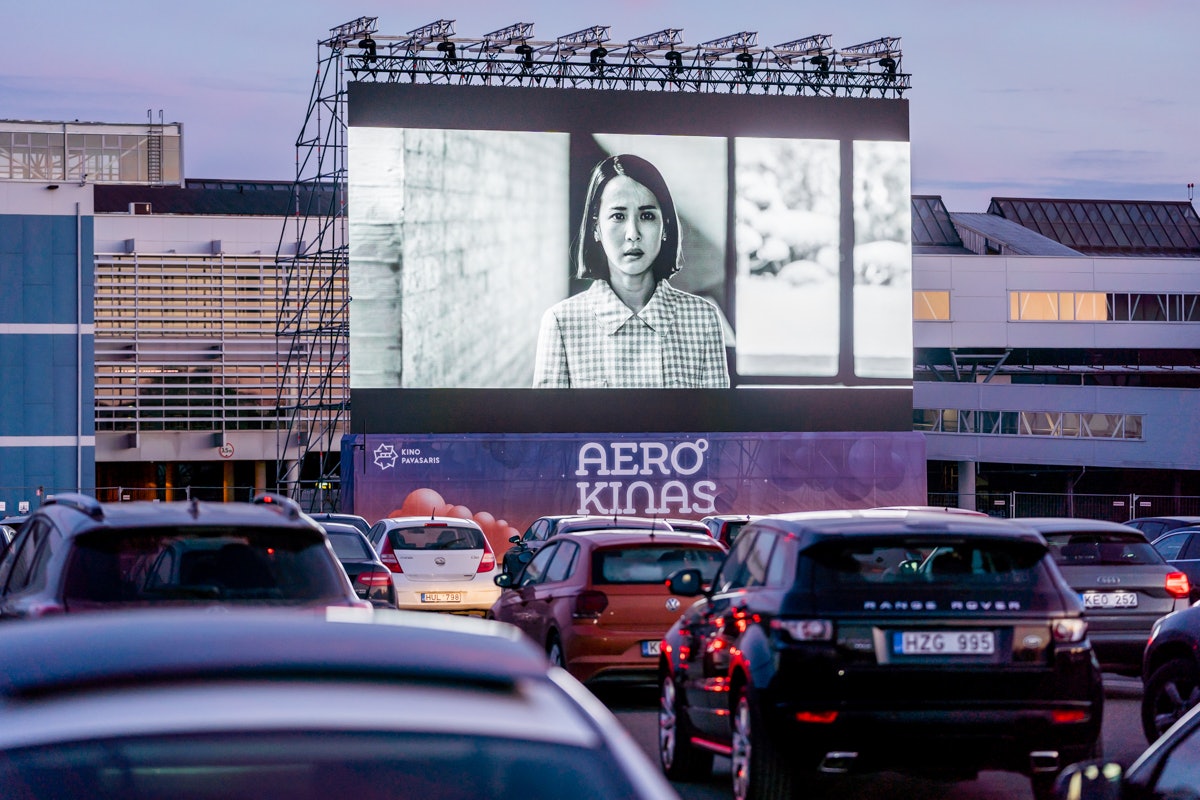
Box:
[63,528,348,606]
[592,545,723,585]
[1042,532,1162,566]
[0,731,643,800]
[809,537,1046,587]
[388,526,485,551]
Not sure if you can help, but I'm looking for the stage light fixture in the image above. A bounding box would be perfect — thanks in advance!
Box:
[515,43,534,68]
[665,49,683,76]
[590,46,608,71]
[735,51,754,77]
[437,40,457,64]
[810,54,830,75]
[358,35,377,63]
[879,56,897,78]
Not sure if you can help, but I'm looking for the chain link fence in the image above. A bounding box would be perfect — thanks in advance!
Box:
[929,492,1200,522]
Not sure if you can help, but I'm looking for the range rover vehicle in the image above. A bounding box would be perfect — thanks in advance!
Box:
[657,509,1103,800]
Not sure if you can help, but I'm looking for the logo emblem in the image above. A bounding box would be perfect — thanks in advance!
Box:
[435,557,446,566]
[666,597,681,612]
[1097,576,1121,585]
[373,444,398,470]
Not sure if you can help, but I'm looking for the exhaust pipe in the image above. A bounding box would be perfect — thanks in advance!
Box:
[819,752,859,774]
[1030,751,1060,773]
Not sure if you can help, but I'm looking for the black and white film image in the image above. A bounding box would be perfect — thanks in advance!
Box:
[854,139,912,379]
[734,137,841,377]
[348,126,570,389]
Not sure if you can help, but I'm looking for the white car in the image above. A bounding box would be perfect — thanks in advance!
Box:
[367,516,501,614]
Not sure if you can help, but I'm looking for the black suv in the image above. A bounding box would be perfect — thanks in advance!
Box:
[658,509,1103,800]
[1141,602,1200,743]
[0,493,368,618]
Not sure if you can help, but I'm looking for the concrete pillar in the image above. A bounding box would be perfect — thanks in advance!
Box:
[957,460,976,512]
[223,460,234,503]
[255,461,267,496]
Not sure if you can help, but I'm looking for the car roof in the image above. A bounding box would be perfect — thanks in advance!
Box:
[1016,518,1148,536]
[554,530,724,548]
[872,505,989,516]
[379,516,484,530]
[1127,515,1200,524]
[321,522,370,538]
[33,494,321,536]
[0,609,550,700]
[556,516,673,532]
[751,508,1046,547]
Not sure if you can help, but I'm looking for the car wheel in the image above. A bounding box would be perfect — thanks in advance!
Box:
[547,634,565,669]
[1143,657,1200,743]
[731,687,796,800]
[659,674,713,781]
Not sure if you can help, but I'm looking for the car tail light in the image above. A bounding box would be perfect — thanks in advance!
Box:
[1051,709,1089,724]
[1051,618,1087,643]
[356,570,392,587]
[795,710,838,724]
[573,590,609,618]
[1166,572,1191,599]
[378,538,403,574]
[477,539,496,573]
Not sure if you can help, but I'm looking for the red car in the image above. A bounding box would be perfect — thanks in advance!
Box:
[490,529,725,685]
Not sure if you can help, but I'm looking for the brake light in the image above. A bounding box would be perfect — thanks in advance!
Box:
[1051,709,1088,724]
[477,550,496,573]
[378,538,403,574]
[1166,572,1191,599]
[357,570,392,587]
[771,619,834,642]
[795,710,838,724]
[573,590,609,618]
[1051,618,1087,643]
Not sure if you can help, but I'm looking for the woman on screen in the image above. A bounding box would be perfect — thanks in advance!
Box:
[533,154,730,388]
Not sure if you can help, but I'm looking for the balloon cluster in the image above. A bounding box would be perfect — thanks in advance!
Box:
[387,488,524,555]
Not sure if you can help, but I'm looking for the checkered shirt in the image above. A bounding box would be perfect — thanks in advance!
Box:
[533,279,730,388]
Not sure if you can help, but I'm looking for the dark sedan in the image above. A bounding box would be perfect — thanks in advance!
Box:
[320,521,397,608]
[1018,517,1191,676]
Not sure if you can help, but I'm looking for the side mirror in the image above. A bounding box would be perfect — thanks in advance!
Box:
[666,568,705,597]
[1049,761,1122,800]
[495,573,514,588]
[508,535,521,545]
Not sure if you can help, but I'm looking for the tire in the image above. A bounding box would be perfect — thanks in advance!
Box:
[731,688,798,800]
[546,634,565,669]
[659,674,714,781]
[1142,658,1200,743]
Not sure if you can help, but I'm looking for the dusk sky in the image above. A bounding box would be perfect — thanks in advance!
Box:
[7,1,1197,212]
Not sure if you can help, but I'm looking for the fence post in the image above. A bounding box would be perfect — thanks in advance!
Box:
[1009,491,1017,518]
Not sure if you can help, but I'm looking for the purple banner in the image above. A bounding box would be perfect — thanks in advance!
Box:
[343,431,926,556]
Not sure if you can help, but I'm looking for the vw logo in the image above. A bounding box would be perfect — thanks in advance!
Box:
[434,557,446,566]
[666,598,681,612]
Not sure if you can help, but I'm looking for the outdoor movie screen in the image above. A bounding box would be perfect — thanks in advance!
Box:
[347,82,911,434]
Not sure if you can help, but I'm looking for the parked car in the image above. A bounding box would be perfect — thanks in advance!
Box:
[308,511,372,536]
[1054,699,1200,800]
[367,516,500,615]
[1141,599,1200,743]
[320,520,397,608]
[658,509,1103,800]
[0,514,27,555]
[700,514,761,548]
[503,514,584,575]
[872,505,989,516]
[1124,515,1200,541]
[492,528,725,685]
[1147,524,1200,601]
[0,608,680,800]
[665,519,711,536]
[504,515,674,576]
[0,493,368,619]
[1017,517,1191,676]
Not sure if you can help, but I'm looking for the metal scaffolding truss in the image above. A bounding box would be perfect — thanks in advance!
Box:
[273,16,910,508]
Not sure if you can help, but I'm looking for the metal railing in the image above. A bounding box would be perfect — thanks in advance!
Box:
[928,492,1200,522]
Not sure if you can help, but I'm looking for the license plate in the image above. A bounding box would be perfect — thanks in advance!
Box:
[893,630,995,655]
[1083,591,1138,609]
[641,640,661,657]
[420,592,462,603]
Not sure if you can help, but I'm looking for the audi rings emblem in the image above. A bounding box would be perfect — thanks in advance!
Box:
[434,557,446,566]
[666,598,681,612]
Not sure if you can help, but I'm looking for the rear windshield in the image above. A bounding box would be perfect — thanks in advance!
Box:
[809,537,1046,588]
[388,526,485,551]
[63,527,348,606]
[592,545,723,585]
[326,530,374,561]
[1043,532,1162,566]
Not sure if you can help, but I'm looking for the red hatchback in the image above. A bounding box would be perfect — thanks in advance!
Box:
[490,529,725,685]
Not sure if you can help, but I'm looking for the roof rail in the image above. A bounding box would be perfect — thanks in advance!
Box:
[252,493,303,521]
[43,493,104,521]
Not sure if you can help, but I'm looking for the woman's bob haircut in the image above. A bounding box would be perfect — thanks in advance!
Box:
[575,154,682,281]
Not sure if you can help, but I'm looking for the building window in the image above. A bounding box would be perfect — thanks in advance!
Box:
[1011,291,1200,322]
[913,290,950,321]
[915,408,1143,440]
